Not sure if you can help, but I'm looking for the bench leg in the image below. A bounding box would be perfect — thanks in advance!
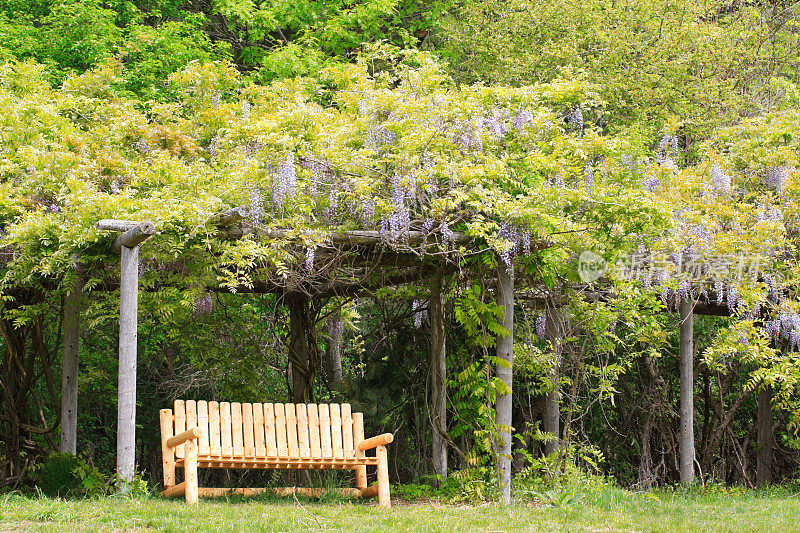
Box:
[185,440,199,504]
[355,464,367,492]
[376,445,390,508]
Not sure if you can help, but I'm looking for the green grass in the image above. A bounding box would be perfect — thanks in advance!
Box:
[1,485,799,532]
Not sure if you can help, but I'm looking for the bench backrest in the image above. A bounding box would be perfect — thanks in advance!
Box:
[164,400,365,460]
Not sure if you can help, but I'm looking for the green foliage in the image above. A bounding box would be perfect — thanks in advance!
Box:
[438,467,499,503]
[443,0,800,149]
[34,453,109,498]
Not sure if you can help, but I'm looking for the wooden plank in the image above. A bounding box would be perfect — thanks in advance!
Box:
[197,401,210,455]
[232,402,244,457]
[265,403,278,457]
[341,403,354,458]
[330,404,343,459]
[253,403,266,457]
[174,400,186,459]
[186,400,197,436]
[307,404,321,458]
[353,411,366,490]
[209,401,221,456]
[243,403,255,457]
[189,457,379,466]
[274,403,288,458]
[319,404,332,458]
[220,402,233,457]
[285,403,299,459]
[296,404,310,458]
[197,487,363,498]
[193,458,380,469]
[184,456,372,466]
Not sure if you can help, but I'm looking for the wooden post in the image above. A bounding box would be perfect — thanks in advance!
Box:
[59,274,81,454]
[97,220,156,489]
[543,305,561,456]
[117,243,139,486]
[185,438,199,504]
[430,273,447,482]
[160,409,175,489]
[376,444,390,508]
[495,263,514,504]
[757,385,773,486]
[679,298,694,484]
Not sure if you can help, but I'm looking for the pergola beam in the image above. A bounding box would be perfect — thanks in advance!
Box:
[112,222,157,254]
[217,206,250,226]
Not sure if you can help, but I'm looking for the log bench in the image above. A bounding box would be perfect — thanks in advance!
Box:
[159,400,393,506]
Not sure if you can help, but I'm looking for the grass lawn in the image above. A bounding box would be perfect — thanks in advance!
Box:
[1,486,799,532]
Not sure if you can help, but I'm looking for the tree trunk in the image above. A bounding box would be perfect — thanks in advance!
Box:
[324,311,343,387]
[756,385,773,486]
[679,298,694,484]
[286,292,320,403]
[117,244,139,486]
[543,305,561,456]
[495,264,514,504]
[430,273,447,482]
[59,275,81,454]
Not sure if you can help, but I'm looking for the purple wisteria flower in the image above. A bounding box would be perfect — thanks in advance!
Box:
[194,292,213,317]
[367,126,396,150]
[249,187,263,227]
[585,163,595,194]
[765,166,790,192]
[514,108,534,133]
[459,121,484,153]
[535,313,546,339]
[676,279,692,304]
[272,152,297,207]
[714,279,725,306]
[569,106,583,133]
[485,113,505,143]
[305,248,315,270]
[710,166,732,194]
[412,300,427,328]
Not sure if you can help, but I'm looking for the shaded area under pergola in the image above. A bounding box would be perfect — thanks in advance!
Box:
[52,207,546,501]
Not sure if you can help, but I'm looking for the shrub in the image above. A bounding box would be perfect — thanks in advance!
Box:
[34,452,109,498]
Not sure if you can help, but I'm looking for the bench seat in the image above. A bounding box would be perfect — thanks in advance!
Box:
[160,401,393,507]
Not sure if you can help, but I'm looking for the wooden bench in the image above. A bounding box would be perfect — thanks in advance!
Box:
[159,400,393,507]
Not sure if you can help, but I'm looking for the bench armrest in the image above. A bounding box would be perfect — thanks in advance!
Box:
[357,433,394,451]
[166,427,202,448]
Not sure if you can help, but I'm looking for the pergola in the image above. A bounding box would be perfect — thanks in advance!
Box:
[49,208,778,500]
[55,207,547,501]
